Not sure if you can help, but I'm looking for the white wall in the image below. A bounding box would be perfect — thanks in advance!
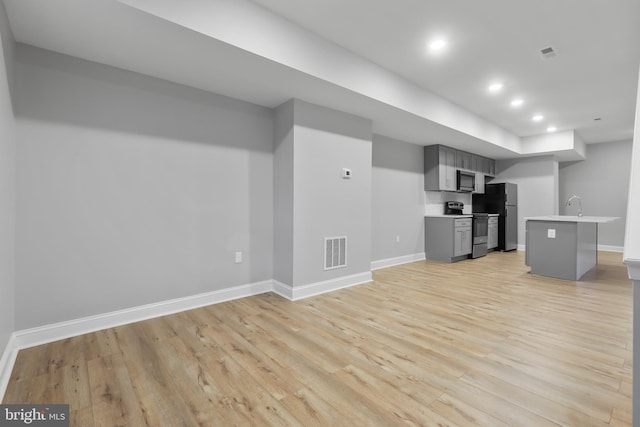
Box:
[559,140,632,248]
[623,64,640,427]
[14,45,274,329]
[372,135,425,262]
[0,2,16,355]
[496,156,559,248]
[424,191,472,215]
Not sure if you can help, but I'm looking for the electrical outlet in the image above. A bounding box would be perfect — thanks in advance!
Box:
[396,235,400,243]
[547,229,556,239]
[235,251,242,263]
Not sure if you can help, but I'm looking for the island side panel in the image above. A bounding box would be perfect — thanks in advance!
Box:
[425,217,454,263]
[576,222,598,279]
[526,220,579,280]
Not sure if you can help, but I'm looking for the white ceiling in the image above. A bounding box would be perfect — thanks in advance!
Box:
[2,0,639,158]
[252,0,640,144]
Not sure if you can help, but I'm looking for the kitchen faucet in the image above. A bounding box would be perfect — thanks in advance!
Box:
[565,195,583,217]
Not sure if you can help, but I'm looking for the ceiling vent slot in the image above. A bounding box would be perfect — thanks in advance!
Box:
[324,236,347,270]
[539,46,558,60]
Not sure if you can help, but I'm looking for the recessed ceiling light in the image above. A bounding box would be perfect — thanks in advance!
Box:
[428,39,447,52]
[488,82,503,93]
[532,114,544,122]
[510,98,524,107]
[546,126,557,132]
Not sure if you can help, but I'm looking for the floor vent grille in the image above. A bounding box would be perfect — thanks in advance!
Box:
[324,236,347,270]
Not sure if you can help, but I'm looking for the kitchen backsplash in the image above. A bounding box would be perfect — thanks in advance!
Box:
[425,191,472,215]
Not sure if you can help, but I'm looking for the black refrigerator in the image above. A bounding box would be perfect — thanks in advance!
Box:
[472,182,518,251]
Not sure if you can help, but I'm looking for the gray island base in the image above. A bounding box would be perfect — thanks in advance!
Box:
[525,216,618,280]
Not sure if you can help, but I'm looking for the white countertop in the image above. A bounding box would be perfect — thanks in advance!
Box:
[525,215,619,223]
[425,214,473,218]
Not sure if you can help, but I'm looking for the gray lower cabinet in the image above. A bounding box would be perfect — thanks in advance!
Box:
[425,217,472,262]
[488,217,499,250]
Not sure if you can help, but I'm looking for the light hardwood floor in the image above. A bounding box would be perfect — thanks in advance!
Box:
[3,250,632,426]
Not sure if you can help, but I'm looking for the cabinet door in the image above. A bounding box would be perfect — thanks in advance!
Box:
[481,157,490,174]
[461,228,472,254]
[457,151,472,170]
[454,228,464,256]
[454,227,472,256]
[440,146,457,191]
[474,172,485,194]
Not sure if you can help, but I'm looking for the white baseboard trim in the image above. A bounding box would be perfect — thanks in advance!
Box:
[624,258,640,280]
[273,272,373,301]
[12,280,273,352]
[0,334,18,401]
[371,252,426,271]
[599,245,624,253]
[271,280,294,300]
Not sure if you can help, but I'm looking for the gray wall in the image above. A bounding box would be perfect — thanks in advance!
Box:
[559,140,632,248]
[292,100,372,286]
[14,45,274,329]
[372,135,425,262]
[496,156,559,248]
[0,3,16,354]
[273,100,294,285]
[274,99,372,287]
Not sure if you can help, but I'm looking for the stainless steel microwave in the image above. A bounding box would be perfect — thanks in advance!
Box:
[457,170,475,192]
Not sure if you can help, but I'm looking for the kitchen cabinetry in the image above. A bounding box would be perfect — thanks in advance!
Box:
[424,145,457,191]
[424,145,496,193]
[488,216,499,250]
[456,151,472,170]
[425,216,472,262]
[454,218,473,257]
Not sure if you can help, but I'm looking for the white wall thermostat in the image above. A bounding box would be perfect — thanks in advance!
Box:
[342,168,352,179]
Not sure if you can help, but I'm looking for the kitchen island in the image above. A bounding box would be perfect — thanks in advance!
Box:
[525,216,618,280]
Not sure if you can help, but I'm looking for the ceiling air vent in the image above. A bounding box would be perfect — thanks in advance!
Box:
[539,46,558,60]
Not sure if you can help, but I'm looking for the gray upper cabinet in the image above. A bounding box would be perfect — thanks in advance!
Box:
[424,144,496,193]
[456,151,472,170]
[424,145,457,191]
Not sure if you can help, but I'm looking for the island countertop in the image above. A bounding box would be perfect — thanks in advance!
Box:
[525,215,619,224]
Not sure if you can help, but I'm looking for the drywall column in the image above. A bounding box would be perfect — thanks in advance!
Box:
[623,65,640,426]
[273,101,295,287]
[0,0,16,395]
[273,99,373,299]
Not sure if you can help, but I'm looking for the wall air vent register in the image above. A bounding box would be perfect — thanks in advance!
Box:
[324,236,347,270]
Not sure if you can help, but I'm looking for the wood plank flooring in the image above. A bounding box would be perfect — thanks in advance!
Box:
[3,250,632,426]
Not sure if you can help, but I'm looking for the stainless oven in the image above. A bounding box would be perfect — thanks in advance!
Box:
[472,213,488,258]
